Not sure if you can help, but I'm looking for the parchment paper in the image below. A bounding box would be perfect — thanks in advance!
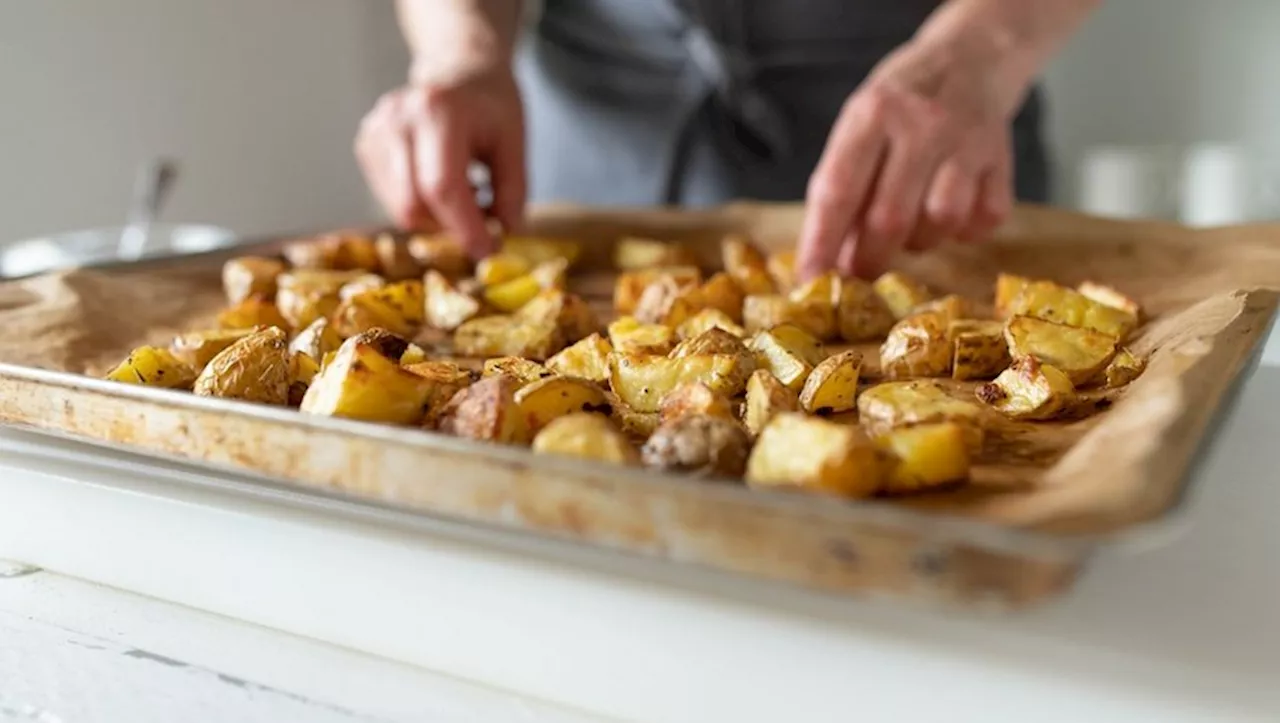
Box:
[1,203,1277,535]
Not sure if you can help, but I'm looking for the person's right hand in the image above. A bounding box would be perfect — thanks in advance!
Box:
[355,67,525,259]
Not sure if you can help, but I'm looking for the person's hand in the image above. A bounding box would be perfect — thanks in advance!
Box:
[798,39,1028,280]
[355,67,525,259]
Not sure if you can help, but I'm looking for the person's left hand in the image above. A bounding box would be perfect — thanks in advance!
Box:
[797,39,1028,280]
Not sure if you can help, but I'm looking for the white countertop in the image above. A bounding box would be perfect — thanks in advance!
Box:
[1,331,1277,723]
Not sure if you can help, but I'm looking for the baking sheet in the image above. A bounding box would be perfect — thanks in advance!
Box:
[0,202,1276,606]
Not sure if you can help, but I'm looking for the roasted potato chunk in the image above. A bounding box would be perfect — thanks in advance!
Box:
[476,253,531,286]
[950,319,1010,381]
[407,234,471,278]
[742,294,835,339]
[300,333,436,423]
[743,369,800,437]
[699,272,745,322]
[721,234,775,295]
[746,414,883,498]
[873,271,932,319]
[288,318,343,362]
[1006,280,1137,340]
[633,275,701,327]
[482,356,554,386]
[217,295,290,331]
[765,249,797,291]
[608,396,663,438]
[748,324,823,391]
[193,327,292,405]
[659,381,736,423]
[1078,281,1142,319]
[274,269,362,329]
[857,380,985,443]
[1103,347,1146,388]
[671,327,752,360]
[530,258,570,290]
[170,328,255,370]
[642,414,752,478]
[915,294,972,322]
[880,311,953,379]
[613,266,702,315]
[222,256,285,305]
[105,346,198,389]
[838,277,896,342]
[483,274,542,313]
[288,351,321,406]
[876,423,971,494]
[614,236,699,270]
[502,236,582,268]
[454,315,564,361]
[337,273,388,302]
[608,316,675,355]
[424,270,482,331]
[332,280,424,338]
[609,352,751,412]
[404,360,475,428]
[374,233,422,281]
[976,356,1075,420]
[1005,315,1118,385]
[798,350,862,414]
[994,274,1031,318]
[531,413,639,466]
[676,308,745,340]
[546,333,613,383]
[516,375,612,432]
[438,374,530,444]
[517,289,599,344]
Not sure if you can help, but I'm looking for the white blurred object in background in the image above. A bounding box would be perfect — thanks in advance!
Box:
[1179,143,1274,227]
[1076,145,1179,220]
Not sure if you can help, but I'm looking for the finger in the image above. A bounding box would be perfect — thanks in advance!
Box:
[859,136,945,273]
[412,121,495,258]
[960,150,1013,243]
[924,159,979,240]
[355,99,429,229]
[485,113,527,236]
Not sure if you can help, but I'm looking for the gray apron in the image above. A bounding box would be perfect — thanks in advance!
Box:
[516,0,1050,207]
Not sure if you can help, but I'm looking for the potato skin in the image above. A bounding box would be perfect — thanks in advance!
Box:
[546,333,614,383]
[217,295,290,332]
[798,350,862,414]
[170,328,256,370]
[659,381,736,423]
[222,256,286,305]
[872,272,932,319]
[950,320,1009,381]
[838,278,895,342]
[641,414,752,478]
[613,266,702,316]
[743,369,799,437]
[880,310,952,379]
[1004,315,1117,386]
[438,375,531,444]
[976,356,1076,420]
[193,327,292,405]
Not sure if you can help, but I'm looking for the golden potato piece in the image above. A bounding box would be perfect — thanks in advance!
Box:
[873,271,932,319]
[374,233,422,281]
[399,343,428,365]
[614,236,699,270]
[1004,315,1118,385]
[1103,347,1146,389]
[476,253,531,286]
[976,356,1075,420]
[529,257,570,290]
[613,266,702,315]
[337,273,388,302]
[274,269,362,329]
[720,235,775,295]
[546,333,613,383]
[856,380,985,446]
[289,318,343,362]
[532,413,639,466]
[438,374,530,444]
[502,236,582,268]
[698,272,745,322]
[633,275,701,327]
[482,356,554,387]
[1006,280,1137,340]
[676,308,745,340]
[424,270,482,331]
[742,294,835,339]
[299,333,436,423]
[671,327,752,360]
[483,274,542,313]
[659,381,736,423]
[914,294,972,323]
[642,414,752,478]
[288,351,321,406]
[170,328,255,370]
[218,295,290,332]
[516,375,612,433]
[454,315,563,361]
[407,234,471,278]
[105,346,197,389]
[743,369,800,437]
[222,256,285,305]
[609,396,663,438]
[880,310,953,379]
[194,327,292,405]
[609,352,751,413]
[283,233,380,271]
[789,271,840,307]
[1078,281,1142,319]
[746,413,883,498]
[950,319,1010,381]
[765,249,797,291]
[404,360,475,428]
[748,324,823,391]
[798,350,862,414]
[607,316,675,355]
[876,422,971,494]
[332,280,424,338]
[838,277,896,342]
[994,273,1031,319]
[517,289,599,344]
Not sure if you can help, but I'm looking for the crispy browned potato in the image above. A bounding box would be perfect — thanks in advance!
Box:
[1103,347,1146,388]
[348,328,411,361]
[857,380,985,444]
[299,332,435,423]
[284,233,380,272]
[641,414,751,477]
[454,315,564,361]
[838,277,896,342]
[194,327,292,404]
[407,234,471,278]
[633,275,702,327]
[742,294,835,339]
[873,271,932,319]
[1078,281,1141,319]
[482,356,554,386]
[994,273,1031,318]
[170,328,256,370]
[613,266,703,315]
[517,289,599,344]
[332,280,425,338]
[217,295,290,331]
[608,395,663,438]
[798,350,862,414]
[546,333,614,382]
[698,272,745,322]
[502,236,582,268]
[721,234,775,295]
[424,270,482,331]
[1006,280,1137,339]
[950,319,1010,381]
[374,233,423,281]
[743,369,800,437]
[274,269,362,329]
[288,318,343,362]
[676,308,745,340]
[438,374,530,444]
[607,316,675,355]
[609,352,752,412]
[476,253,531,286]
[403,359,475,428]
[222,256,286,305]
[748,323,824,391]
[880,310,952,379]
[976,356,1075,420]
[531,413,640,465]
[671,327,752,359]
[875,422,971,494]
[746,413,883,497]
[105,346,198,389]
[659,381,736,423]
[765,249,797,291]
[614,236,699,270]
[516,375,612,432]
[1004,315,1118,385]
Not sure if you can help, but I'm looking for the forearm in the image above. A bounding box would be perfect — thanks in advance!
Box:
[396,0,524,84]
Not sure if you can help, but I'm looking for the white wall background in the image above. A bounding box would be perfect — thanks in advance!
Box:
[1,0,1277,243]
